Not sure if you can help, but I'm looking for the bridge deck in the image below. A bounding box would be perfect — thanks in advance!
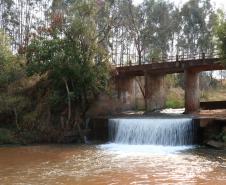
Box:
[116,58,224,76]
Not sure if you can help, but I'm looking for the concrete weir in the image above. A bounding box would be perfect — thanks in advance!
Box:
[108,118,196,146]
[87,115,226,146]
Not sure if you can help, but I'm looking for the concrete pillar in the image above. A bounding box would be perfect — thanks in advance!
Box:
[145,73,165,111]
[185,70,200,113]
[117,76,136,110]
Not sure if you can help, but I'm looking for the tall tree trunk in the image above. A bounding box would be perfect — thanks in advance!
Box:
[135,77,145,98]
[13,108,20,130]
[63,78,71,129]
[138,49,142,65]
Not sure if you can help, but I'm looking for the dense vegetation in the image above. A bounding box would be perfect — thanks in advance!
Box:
[0,0,111,143]
[0,0,226,144]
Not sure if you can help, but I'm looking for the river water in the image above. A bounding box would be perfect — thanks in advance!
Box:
[0,144,225,185]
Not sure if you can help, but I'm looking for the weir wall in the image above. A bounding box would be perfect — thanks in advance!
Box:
[87,116,226,147]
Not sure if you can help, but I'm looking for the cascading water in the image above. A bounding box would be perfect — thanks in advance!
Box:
[109,118,197,146]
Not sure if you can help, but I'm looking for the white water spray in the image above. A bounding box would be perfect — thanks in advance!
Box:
[109,118,197,146]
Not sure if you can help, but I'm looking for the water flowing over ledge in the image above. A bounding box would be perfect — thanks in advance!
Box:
[109,118,197,146]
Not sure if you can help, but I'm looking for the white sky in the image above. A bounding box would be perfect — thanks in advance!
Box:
[133,0,226,10]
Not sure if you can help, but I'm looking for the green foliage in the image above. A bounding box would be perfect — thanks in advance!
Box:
[217,20,226,62]
[0,93,29,113]
[165,99,184,109]
[0,30,13,85]
[165,87,184,108]
[21,111,39,131]
[222,134,226,142]
[48,91,62,107]
[0,128,16,144]
[0,30,24,87]
[18,130,43,144]
[178,0,217,54]
[0,30,12,58]
[26,0,110,114]
[144,0,175,55]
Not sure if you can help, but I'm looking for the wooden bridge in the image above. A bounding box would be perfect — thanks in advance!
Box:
[113,52,225,113]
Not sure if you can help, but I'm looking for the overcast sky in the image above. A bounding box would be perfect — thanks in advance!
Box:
[133,0,226,10]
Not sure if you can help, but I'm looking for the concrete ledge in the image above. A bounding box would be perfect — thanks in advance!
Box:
[200,101,226,110]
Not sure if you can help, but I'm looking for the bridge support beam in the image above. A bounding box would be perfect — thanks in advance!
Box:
[145,73,165,111]
[117,76,136,109]
[185,70,200,113]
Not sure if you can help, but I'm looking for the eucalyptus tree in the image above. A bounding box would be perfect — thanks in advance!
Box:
[0,30,16,86]
[143,0,175,58]
[169,7,182,55]
[0,30,24,93]
[111,0,177,65]
[0,30,27,129]
[111,0,155,65]
[124,0,148,65]
[0,0,51,52]
[0,0,17,50]
[178,0,216,55]
[217,19,226,62]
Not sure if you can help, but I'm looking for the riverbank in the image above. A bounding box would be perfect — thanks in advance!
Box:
[0,128,84,145]
[1,108,226,147]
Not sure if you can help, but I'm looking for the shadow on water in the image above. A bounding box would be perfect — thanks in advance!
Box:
[183,146,226,165]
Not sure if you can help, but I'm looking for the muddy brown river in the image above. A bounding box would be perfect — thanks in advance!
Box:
[0,144,225,185]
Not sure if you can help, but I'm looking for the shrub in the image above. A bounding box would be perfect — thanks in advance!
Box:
[0,128,16,144]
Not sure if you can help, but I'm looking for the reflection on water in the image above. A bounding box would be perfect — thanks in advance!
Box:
[0,144,225,185]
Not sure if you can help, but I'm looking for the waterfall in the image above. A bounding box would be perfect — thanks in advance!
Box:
[109,118,197,146]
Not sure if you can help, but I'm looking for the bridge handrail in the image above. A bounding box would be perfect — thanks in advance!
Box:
[112,51,221,67]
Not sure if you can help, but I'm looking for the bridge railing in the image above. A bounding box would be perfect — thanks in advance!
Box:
[112,51,220,67]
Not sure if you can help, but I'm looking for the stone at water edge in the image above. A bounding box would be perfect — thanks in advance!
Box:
[206,140,225,149]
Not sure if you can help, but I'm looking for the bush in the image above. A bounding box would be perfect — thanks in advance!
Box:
[0,128,16,144]
[165,99,184,108]
[165,87,184,108]
[222,134,226,142]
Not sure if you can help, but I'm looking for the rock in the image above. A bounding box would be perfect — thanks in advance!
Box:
[206,140,225,149]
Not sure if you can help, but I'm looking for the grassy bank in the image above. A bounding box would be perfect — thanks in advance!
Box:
[165,87,184,108]
[165,82,226,109]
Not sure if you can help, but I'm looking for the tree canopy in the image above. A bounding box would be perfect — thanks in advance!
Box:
[26,0,110,130]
